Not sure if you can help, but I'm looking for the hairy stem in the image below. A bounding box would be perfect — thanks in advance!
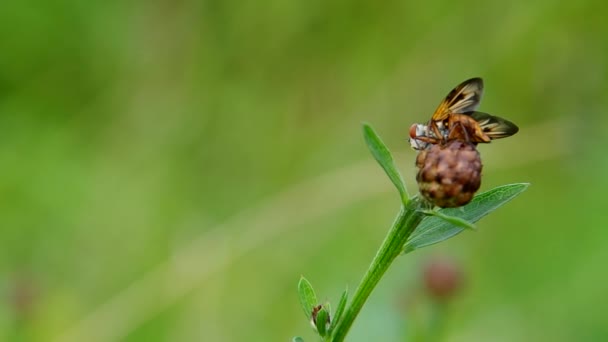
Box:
[332,202,425,341]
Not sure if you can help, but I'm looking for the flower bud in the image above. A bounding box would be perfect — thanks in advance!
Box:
[423,259,463,301]
[310,304,331,336]
[415,140,482,208]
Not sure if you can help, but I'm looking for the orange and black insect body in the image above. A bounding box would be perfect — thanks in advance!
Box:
[408,77,518,150]
[410,78,518,208]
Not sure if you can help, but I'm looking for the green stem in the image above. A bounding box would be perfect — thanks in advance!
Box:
[428,301,447,342]
[332,202,425,342]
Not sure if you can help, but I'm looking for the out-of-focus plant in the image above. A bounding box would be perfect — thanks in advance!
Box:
[294,123,528,342]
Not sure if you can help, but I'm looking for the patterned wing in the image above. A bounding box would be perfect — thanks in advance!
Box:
[431,77,484,122]
[469,111,519,139]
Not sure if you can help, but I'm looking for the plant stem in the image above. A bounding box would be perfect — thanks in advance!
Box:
[332,202,425,341]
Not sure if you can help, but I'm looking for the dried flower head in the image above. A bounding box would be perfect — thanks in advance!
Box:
[415,140,482,208]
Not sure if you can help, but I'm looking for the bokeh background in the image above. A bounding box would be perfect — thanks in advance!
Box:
[1,1,607,341]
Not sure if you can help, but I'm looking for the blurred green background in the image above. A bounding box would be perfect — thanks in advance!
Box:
[1,0,607,341]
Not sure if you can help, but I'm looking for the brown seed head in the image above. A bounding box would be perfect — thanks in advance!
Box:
[415,140,482,208]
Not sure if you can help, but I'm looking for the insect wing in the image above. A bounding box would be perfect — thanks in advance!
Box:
[431,77,484,122]
[469,111,519,139]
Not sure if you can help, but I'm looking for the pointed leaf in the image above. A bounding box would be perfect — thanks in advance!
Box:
[403,183,529,253]
[329,288,348,333]
[292,337,304,342]
[298,276,317,318]
[362,123,409,203]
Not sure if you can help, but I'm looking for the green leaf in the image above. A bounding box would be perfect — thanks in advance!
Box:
[315,307,330,337]
[329,288,348,333]
[422,210,476,230]
[403,183,529,253]
[362,123,409,204]
[298,276,317,318]
[292,337,304,342]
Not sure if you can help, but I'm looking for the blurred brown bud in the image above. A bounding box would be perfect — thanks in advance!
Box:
[8,274,38,321]
[423,259,463,301]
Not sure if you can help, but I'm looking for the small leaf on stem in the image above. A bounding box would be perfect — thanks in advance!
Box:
[403,183,529,253]
[329,288,348,333]
[314,307,330,337]
[297,276,317,318]
[362,123,409,204]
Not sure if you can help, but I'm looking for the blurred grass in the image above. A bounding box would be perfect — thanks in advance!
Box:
[1,0,607,341]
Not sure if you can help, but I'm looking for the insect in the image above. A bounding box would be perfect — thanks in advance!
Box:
[411,78,519,207]
[408,77,519,150]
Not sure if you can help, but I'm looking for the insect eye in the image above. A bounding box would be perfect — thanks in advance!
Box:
[409,124,419,139]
